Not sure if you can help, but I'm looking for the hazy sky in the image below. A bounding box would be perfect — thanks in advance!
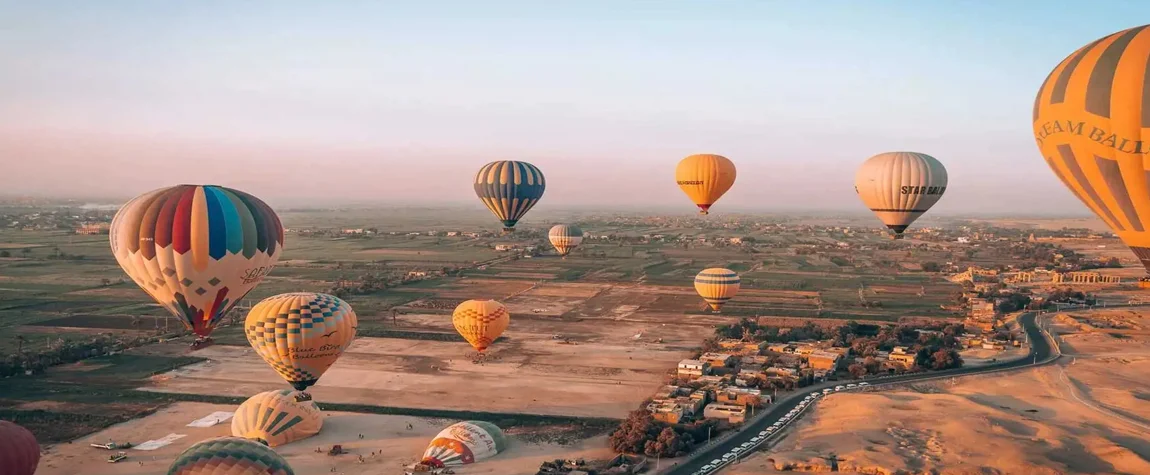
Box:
[2,1,1148,213]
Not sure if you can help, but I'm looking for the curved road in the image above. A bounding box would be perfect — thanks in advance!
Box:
[668,312,1055,475]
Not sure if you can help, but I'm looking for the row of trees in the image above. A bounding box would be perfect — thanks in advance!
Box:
[1,333,155,378]
[609,409,719,458]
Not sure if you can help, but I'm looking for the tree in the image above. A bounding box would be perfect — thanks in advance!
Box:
[20,248,31,257]
[848,363,867,379]
[930,348,963,370]
[922,262,941,272]
[0,250,9,258]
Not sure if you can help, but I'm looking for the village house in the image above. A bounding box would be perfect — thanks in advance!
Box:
[738,364,764,380]
[677,360,709,379]
[717,339,763,355]
[695,375,727,386]
[766,343,791,354]
[775,354,803,368]
[806,350,843,371]
[741,355,770,366]
[765,366,798,377]
[699,353,735,368]
[715,387,763,407]
[703,403,746,425]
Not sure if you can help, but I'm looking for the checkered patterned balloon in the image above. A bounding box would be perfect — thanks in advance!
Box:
[245,293,357,391]
[167,436,294,475]
[451,299,509,352]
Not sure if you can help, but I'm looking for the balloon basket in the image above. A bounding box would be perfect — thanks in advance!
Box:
[294,391,313,402]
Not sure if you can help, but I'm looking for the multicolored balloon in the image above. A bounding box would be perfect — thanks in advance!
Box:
[245,293,358,391]
[422,421,507,468]
[1033,25,1150,271]
[694,268,740,312]
[0,421,39,475]
[675,154,737,214]
[167,437,294,475]
[474,160,546,232]
[232,389,323,447]
[452,300,510,352]
[548,224,584,258]
[854,152,948,239]
[110,185,284,338]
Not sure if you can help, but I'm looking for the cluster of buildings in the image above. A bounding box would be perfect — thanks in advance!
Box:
[659,339,854,425]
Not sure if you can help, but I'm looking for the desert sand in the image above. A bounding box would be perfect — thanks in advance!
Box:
[36,402,613,475]
[727,311,1150,475]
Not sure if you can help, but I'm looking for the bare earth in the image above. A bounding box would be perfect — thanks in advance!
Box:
[35,402,612,475]
[141,284,718,419]
[727,311,1150,475]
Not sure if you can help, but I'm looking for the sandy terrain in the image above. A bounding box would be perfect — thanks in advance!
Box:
[36,402,612,475]
[142,284,717,418]
[727,312,1150,475]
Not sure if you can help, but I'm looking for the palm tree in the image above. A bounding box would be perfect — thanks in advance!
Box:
[130,316,142,336]
[15,335,25,354]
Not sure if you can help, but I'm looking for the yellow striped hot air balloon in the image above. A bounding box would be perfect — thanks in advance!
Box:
[854,152,948,239]
[232,389,323,447]
[474,161,546,232]
[245,293,357,392]
[675,154,736,214]
[694,268,740,312]
[1033,24,1150,274]
[452,300,509,352]
[548,224,583,258]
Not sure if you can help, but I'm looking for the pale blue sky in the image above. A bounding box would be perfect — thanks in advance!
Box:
[1,1,1148,213]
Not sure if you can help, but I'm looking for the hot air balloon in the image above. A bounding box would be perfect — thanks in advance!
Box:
[232,389,323,447]
[675,154,736,214]
[694,268,740,312]
[421,421,507,468]
[474,160,546,232]
[0,421,39,475]
[168,437,294,475]
[854,152,948,239]
[110,185,284,343]
[452,299,509,352]
[548,224,584,258]
[1033,24,1150,274]
[245,293,357,392]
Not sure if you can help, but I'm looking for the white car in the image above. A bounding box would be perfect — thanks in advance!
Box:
[732,447,743,454]
[859,382,870,387]
[740,442,752,449]
[710,459,721,465]
[700,465,713,471]
[759,430,768,436]
[847,383,858,389]
[810,392,820,397]
[722,453,735,460]
[766,427,776,433]
[751,436,762,442]
[823,388,833,394]
[835,385,845,391]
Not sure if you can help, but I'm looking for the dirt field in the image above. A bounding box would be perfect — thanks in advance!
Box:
[35,402,613,475]
[727,311,1150,475]
[140,284,719,418]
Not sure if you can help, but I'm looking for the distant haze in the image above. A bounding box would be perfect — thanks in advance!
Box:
[1,1,1146,214]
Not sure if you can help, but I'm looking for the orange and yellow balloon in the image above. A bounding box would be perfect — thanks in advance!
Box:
[110,185,283,338]
[245,293,357,391]
[675,154,736,214]
[1033,24,1150,272]
[694,268,740,312]
[452,299,510,352]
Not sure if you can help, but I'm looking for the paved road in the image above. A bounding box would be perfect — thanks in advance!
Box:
[667,312,1055,475]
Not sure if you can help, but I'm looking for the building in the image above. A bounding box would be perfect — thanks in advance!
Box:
[75,222,110,235]
[968,298,996,320]
[738,364,764,380]
[715,387,763,407]
[888,353,917,365]
[647,401,688,424]
[717,339,763,355]
[703,403,746,424]
[766,343,791,354]
[699,353,735,368]
[677,360,709,379]
[981,342,1005,350]
[765,366,798,377]
[1052,271,1121,284]
[695,375,727,386]
[741,355,770,366]
[807,351,842,371]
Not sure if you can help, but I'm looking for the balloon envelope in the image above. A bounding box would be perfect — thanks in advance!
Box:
[694,268,741,312]
[232,389,323,447]
[1033,24,1150,271]
[110,184,284,337]
[422,421,507,467]
[675,154,736,214]
[548,224,584,257]
[474,161,546,231]
[854,152,948,238]
[0,420,39,475]
[452,300,510,352]
[168,437,294,475]
[245,293,358,391]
